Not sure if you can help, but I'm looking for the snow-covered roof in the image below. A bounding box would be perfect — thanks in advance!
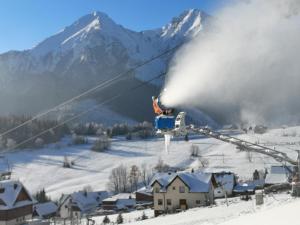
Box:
[34,202,58,217]
[135,186,153,196]
[214,173,235,191]
[151,171,214,193]
[60,191,108,213]
[233,183,255,193]
[102,193,135,209]
[150,172,177,188]
[0,180,35,210]
[103,193,135,202]
[265,166,293,185]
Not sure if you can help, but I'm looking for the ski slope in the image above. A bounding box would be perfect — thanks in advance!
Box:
[2,126,300,200]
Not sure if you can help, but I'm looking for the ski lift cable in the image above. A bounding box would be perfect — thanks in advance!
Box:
[0,43,183,139]
[5,72,167,152]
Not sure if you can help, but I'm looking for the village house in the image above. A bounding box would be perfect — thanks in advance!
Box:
[102,193,136,211]
[135,187,153,204]
[33,202,58,219]
[58,191,108,219]
[265,165,294,186]
[151,171,217,217]
[213,172,236,198]
[0,180,36,225]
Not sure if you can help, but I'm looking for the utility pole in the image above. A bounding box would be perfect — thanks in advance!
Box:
[221,182,228,206]
[297,150,300,180]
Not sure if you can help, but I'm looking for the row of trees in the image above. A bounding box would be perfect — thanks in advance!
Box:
[107,163,154,193]
[0,116,154,150]
[72,121,154,139]
[102,211,148,224]
[0,115,69,150]
[107,159,173,194]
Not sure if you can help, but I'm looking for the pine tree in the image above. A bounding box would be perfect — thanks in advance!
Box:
[116,213,124,224]
[141,211,148,220]
[102,215,110,224]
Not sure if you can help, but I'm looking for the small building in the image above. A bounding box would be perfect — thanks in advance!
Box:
[0,180,36,225]
[151,171,217,217]
[135,187,153,203]
[233,182,256,195]
[265,165,294,186]
[102,193,136,211]
[58,191,108,219]
[33,202,58,219]
[213,172,236,198]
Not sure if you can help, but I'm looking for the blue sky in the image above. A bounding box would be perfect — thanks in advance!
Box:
[0,0,231,53]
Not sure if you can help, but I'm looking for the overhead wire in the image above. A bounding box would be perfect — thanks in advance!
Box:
[0,43,183,140]
[6,72,167,152]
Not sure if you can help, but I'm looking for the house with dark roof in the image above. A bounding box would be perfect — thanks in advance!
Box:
[33,202,58,219]
[102,193,136,211]
[0,180,36,225]
[151,171,217,217]
[135,187,153,205]
[58,191,108,219]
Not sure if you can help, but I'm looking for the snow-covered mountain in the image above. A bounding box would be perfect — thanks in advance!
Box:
[0,9,213,124]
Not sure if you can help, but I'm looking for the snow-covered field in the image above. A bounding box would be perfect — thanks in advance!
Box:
[2,126,300,201]
[90,193,298,225]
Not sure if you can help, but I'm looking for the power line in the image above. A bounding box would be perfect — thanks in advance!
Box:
[6,72,166,152]
[0,43,182,139]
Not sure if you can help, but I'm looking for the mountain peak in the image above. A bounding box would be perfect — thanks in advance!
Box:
[161,8,210,39]
[31,11,118,56]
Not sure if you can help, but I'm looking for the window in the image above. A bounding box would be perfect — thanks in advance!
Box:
[167,199,172,205]
[158,199,163,205]
[196,200,201,205]
[155,187,160,193]
[172,186,176,190]
[179,186,185,193]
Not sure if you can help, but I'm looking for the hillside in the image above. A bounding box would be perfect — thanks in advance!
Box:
[2,125,298,200]
[0,9,214,125]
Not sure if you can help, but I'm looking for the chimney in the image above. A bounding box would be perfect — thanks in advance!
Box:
[13,183,18,190]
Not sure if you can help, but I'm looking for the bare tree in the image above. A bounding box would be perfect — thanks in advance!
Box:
[129,165,140,191]
[246,151,253,162]
[63,156,71,168]
[91,135,111,152]
[141,163,153,186]
[198,157,209,168]
[108,164,129,193]
[190,144,200,157]
[154,158,170,172]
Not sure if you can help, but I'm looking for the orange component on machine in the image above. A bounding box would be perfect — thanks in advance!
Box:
[152,96,163,115]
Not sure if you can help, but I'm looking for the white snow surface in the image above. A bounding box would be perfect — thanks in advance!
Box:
[91,194,298,225]
[3,125,300,203]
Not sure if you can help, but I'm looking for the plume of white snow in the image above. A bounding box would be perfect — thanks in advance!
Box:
[161,0,300,125]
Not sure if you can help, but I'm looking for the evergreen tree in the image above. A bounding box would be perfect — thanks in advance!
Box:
[102,215,110,224]
[34,188,51,203]
[116,213,124,224]
[141,211,148,220]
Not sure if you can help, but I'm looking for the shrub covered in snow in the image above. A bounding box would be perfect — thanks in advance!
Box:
[91,135,111,152]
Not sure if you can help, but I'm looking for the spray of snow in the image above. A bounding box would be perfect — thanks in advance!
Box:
[161,0,300,125]
[164,134,172,153]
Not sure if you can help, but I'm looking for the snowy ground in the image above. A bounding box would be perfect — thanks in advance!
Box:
[1,126,300,200]
[91,193,297,225]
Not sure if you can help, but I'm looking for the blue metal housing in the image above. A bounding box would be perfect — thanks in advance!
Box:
[155,116,175,130]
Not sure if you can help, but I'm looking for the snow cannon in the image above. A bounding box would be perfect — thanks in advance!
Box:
[155,112,187,136]
[155,115,175,131]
